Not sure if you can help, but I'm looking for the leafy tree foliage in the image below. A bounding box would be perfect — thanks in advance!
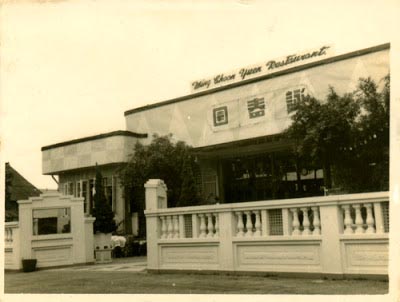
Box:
[285,75,389,193]
[119,134,201,235]
[92,167,117,234]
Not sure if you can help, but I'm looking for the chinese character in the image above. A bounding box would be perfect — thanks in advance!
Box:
[247,97,265,119]
[213,106,228,126]
[286,88,305,113]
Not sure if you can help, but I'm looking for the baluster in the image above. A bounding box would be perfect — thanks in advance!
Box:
[214,214,219,237]
[301,207,311,235]
[290,208,301,235]
[253,210,261,236]
[342,205,354,234]
[160,216,167,239]
[206,213,214,237]
[236,211,244,237]
[353,204,364,234]
[365,203,376,234]
[244,211,253,237]
[199,214,207,238]
[167,215,174,238]
[173,215,179,238]
[311,207,321,235]
[4,229,8,243]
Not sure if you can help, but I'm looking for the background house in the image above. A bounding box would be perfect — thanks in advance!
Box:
[5,162,42,221]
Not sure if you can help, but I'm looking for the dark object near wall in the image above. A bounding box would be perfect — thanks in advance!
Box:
[22,259,37,272]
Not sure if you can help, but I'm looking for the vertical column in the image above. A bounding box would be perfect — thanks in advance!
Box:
[244,211,253,237]
[166,216,173,238]
[319,204,344,275]
[17,200,34,262]
[144,179,168,270]
[160,216,167,239]
[261,210,269,237]
[342,205,353,234]
[199,214,207,238]
[71,195,86,264]
[373,202,385,234]
[214,214,219,237]
[364,203,376,234]
[192,214,199,238]
[178,215,185,239]
[173,215,179,238]
[282,208,291,236]
[206,213,214,238]
[301,207,311,235]
[236,211,244,237]
[290,208,301,235]
[253,210,261,236]
[218,211,235,271]
[353,204,364,234]
[311,206,321,235]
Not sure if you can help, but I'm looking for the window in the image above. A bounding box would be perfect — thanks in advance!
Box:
[103,177,113,209]
[33,208,71,235]
[82,180,88,213]
[68,182,74,196]
[76,181,81,198]
[286,87,305,113]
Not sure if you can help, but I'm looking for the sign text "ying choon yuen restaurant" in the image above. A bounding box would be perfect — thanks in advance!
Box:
[191,45,333,93]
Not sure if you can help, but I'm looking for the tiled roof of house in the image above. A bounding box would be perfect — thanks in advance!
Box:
[6,162,42,201]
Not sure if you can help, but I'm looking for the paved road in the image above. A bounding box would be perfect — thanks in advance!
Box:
[45,257,147,272]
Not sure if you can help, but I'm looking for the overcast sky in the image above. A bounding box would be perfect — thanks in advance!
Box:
[1,0,398,190]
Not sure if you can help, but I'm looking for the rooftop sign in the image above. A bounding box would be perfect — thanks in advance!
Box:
[190,45,334,93]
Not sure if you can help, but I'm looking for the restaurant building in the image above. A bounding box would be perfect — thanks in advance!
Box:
[41,43,390,234]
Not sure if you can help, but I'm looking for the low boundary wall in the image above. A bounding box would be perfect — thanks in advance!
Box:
[144,179,389,278]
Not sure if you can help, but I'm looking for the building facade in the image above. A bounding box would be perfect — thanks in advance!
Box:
[41,43,390,235]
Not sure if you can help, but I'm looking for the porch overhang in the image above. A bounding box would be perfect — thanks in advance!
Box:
[193,134,293,159]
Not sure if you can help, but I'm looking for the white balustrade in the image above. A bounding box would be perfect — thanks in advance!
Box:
[244,211,253,237]
[341,202,382,235]
[173,215,179,238]
[155,198,387,241]
[353,204,364,234]
[236,211,244,237]
[167,215,174,238]
[301,207,311,235]
[291,208,301,235]
[206,213,214,238]
[311,206,321,235]
[199,214,207,238]
[342,204,354,234]
[365,203,375,234]
[253,210,261,236]
[160,216,167,239]
[214,214,219,237]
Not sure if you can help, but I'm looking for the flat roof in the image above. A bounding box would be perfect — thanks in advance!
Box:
[41,130,148,151]
[124,43,390,116]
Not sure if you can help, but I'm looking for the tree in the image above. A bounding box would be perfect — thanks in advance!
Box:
[92,167,117,234]
[119,134,201,236]
[285,75,389,193]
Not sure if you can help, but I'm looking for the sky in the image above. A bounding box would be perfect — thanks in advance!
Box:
[0,0,399,190]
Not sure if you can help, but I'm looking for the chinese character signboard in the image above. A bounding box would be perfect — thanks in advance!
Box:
[213,106,229,126]
[247,97,266,119]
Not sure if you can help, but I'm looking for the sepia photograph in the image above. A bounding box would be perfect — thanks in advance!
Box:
[1,0,399,301]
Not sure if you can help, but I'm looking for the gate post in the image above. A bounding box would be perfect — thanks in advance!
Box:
[144,179,167,270]
[319,203,344,275]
